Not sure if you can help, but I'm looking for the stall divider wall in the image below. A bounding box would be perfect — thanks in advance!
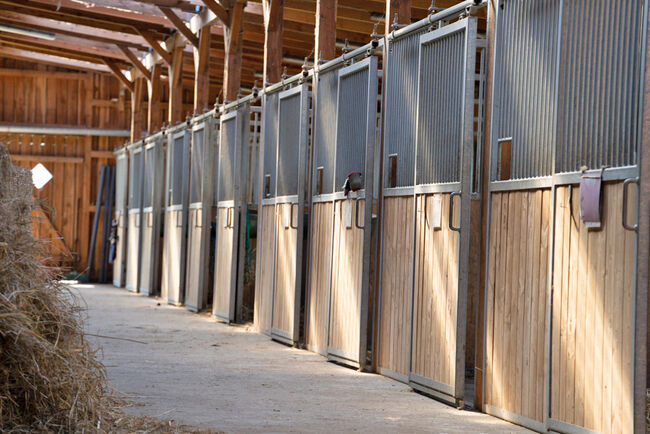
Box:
[185,115,218,311]
[113,146,129,288]
[161,123,192,305]
[125,140,144,293]
[139,133,165,296]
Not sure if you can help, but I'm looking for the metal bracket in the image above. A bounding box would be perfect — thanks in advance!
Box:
[622,177,639,232]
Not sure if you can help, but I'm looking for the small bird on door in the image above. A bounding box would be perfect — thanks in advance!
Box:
[342,171,363,196]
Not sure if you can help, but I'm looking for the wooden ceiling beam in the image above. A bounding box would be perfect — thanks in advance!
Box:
[103,59,135,91]
[137,29,173,65]
[0,46,111,73]
[0,38,129,67]
[201,0,230,23]
[159,6,200,47]
[117,44,150,77]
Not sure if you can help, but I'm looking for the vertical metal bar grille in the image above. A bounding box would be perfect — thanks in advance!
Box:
[115,157,127,212]
[556,0,643,172]
[213,120,220,205]
[219,116,237,201]
[493,0,560,180]
[249,107,262,204]
[171,135,184,205]
[416,29,466,185]
[335,67,370,191]
[190,127,205,203]
[129,151,143,208]
[262,92,279,198]
[277,92,302,196]
[384,29,427,188]
[313,69,339,195]
[143,146,153,207]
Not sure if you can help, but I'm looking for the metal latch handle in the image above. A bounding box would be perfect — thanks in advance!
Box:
[622,177,638,232]
[289,203,299,229]
[449,192,461,232]
[355,198,364,229]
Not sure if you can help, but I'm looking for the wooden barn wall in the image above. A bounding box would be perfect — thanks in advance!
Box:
[0,59,130,276]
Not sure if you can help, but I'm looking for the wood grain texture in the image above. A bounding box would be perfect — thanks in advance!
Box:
[161,210,183,305]
[378,196,414,379]
[213,207,235,319]
[485,189,550,423]
[254,204,276,333]
[185,209,205,310]
[272,202,298,337]
[125,212,140,292]
[306,201,334,355]
[551,183,634,433]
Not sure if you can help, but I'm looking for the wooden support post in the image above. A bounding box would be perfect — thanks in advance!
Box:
[263,0,283,85]
[148,63,163,133]
[103,59,134,92]
[223,1,244,101]
[159,6,200,48]
[315,0,337,62]
[168,45,185,123]
[194,26,211,112]
[385,0,411,33]
[130,76,146,141]
[117,44,150,78]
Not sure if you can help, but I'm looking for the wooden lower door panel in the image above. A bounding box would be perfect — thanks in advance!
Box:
[306,201,334,355]
[126,212,140,292]
[484,190,550,431]
[254,204,276,334]
[185,208,205,312]
[550,183,634,433]
[328,198,364,366]
[139,212,153,295]
[272,202,299,344]
[410,193,459,398]
[213,207,235,321]
[113,214,126,287]
[162,210,183,305]
[378,196,414,382]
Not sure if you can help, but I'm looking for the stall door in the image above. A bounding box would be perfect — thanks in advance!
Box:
[139,137,165,296]
[407,19,477,405]
[255,91,279,335]
[186,118,216,311]
[161,128,191,305]
[213,106,249,323]
[112,150,128,288]
[270,84,310,345]
[126,143,144,293]
[326,56,379,370]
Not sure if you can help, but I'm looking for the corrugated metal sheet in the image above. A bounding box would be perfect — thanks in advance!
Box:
[336,67,370,191]
[143,146,154,208]
[218,116,237,202]
[277,92,302,196]
[312,69,339,195]
[556,0,644,172]
[190,126,205,204]
[170,135,185,206]
[416,29,466,185]
[493,0,560,179]
[384,28,427,188]
[262,92,279,198]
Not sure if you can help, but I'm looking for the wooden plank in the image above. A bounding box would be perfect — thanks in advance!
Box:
[484,193,500,407]
[103,59,134,92]
[159,6,200,48]
[148,63,163,133]
[137,29,173,65]
[117,44,150,77]
[10,153,83,163]
[168,45,184,123]
[254,204,276,333]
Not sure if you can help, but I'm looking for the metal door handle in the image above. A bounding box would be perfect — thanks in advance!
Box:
[147,212,153,227]
[226,207,234,229]
[134,213,140,228]
[289,203,299,229]
[355,199,364,229]
[622,177,638,232]
[176,210,182,227]
[196,208,203,228]
[449,192,461,232]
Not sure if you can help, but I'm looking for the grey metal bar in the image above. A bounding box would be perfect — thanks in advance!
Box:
[0,125,131,137]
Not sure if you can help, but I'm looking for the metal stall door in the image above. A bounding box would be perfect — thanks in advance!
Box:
[161,127,191,305]
[326,56,379,369]
[126,142,144,293]
[140,135,165,296]
[408,18,477,405]
[254,91,279,335]
[213,105,250,323]
[483,1,643,432]
[113,148,128,287]
[185,117,216,311]
[270,84,310,345]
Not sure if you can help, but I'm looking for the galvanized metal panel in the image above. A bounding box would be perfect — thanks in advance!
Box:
[115,154,128,213]
[262,92,279,198]
[129,149,143,209]
[190,125,205,204]
[383,28,428,188]
[312,68,338,195]
[415,28,466,186]
[556,0,644,172]
[335,66,370,190]
[277,92,302,196]
[248,107,262,205]
[218,116,237,202]
[170,134,185,205]
[143,146,154,208]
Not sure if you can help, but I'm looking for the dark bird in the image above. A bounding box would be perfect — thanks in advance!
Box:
[343,171,363,196]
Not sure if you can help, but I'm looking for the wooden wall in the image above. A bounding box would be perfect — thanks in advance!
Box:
[0,59,130,276]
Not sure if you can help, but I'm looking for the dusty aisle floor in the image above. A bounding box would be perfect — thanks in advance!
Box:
[74,284,530,433]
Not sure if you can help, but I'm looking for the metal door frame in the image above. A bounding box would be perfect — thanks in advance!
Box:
[268,83,311,345]
[324,55,379,370]
[113,146,129,288]
[403,17,477,405]
[126,140,145,293]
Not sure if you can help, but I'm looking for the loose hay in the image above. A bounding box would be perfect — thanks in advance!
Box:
[0,144,215,433]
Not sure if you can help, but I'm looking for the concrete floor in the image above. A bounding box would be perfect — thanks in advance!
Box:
[74,284,531,433]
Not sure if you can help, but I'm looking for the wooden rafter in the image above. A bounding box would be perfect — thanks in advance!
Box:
[201,0,230,23]
[137,29,173,65]
[159,6,200,48]
[103,59,135,91]
[0,46,111,72]
[117,44,150,77]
